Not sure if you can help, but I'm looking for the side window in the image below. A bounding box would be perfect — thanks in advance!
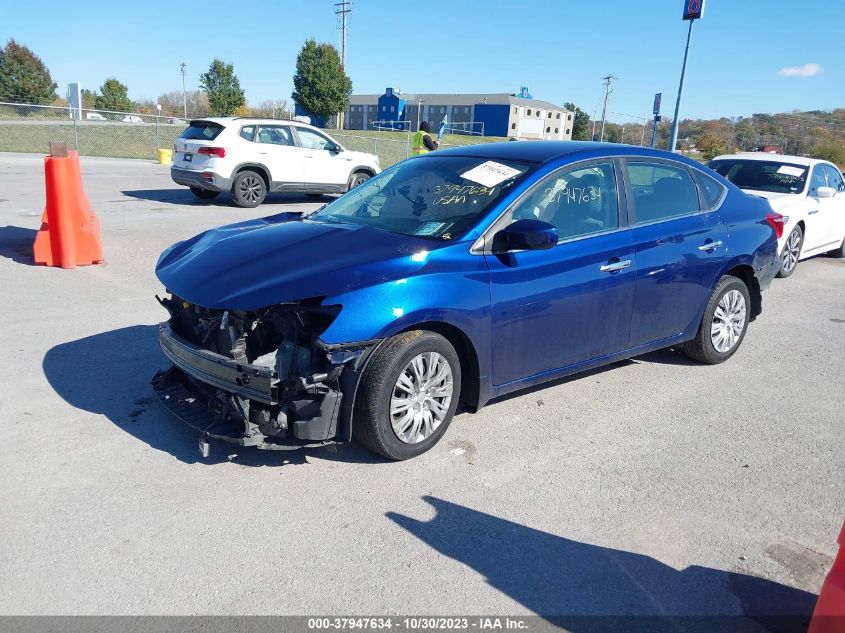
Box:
[823,165,844,192]
[627,161,700,223]
[239,126,255,141]
[809,165,828,195]
[507,162,619,241]
[256,126,293,146]
[296,128,333,151]
[694,170,727,210]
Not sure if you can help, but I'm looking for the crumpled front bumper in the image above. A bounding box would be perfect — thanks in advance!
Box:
[151,367,336,450]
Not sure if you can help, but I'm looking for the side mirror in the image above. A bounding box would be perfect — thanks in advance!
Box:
[492,219,558,253]
[329,143,343,153]
[816,186,836,198]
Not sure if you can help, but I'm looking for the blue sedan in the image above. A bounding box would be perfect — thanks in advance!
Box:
[153,142,782,460]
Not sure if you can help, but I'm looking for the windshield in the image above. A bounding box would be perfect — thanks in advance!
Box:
[708,159,808,194]
[307,156,533,240]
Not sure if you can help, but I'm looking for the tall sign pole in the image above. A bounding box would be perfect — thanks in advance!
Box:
[669,0,705,152]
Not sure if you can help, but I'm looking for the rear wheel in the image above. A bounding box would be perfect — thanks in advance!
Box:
[231,170,267,208]
[189,186,219,200]
[777,226,803,278]
[681,275,751,364]
[354,331,461,460]
[348,171,371,191]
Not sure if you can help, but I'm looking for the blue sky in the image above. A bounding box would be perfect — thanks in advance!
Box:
[3,0,842,122]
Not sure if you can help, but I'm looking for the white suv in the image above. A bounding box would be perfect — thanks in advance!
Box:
[171,117,381,208]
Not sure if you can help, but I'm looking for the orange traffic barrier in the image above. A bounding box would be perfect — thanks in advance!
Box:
[809,521,845,633]
[33,149,103,268]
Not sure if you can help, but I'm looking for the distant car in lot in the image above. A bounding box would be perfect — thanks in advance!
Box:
[85,112,106,121]
[153,142,781,460]
[709,153,845,277]
[170,117,381,208]
[121,115,144,123]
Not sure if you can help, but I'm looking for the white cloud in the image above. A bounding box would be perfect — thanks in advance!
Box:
[778,63,823,77]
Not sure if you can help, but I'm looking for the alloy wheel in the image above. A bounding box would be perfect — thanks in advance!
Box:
[710,289,747,353]
[782,229,801,274]
[389,352,454,444]
[239,175,263,204]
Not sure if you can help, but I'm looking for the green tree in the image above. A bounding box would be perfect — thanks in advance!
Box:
[81,89,97,110]
[95,78,132,113]
[200,59,245,116]
[0,39,57,104]
[810,144,845,167]
[291,39,352,123]
[563,102,592,140]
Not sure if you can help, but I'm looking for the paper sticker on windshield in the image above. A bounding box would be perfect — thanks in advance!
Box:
[777,165,804,177]
[415,222,447,236]
[461,161,522,188]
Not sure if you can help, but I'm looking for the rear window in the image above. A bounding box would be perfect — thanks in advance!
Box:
[179,122,224,141]
[708,159,808,194]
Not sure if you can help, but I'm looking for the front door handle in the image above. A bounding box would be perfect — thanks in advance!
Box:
[599,259,632,273]
[808,210,819,215]
[698,240,723,252]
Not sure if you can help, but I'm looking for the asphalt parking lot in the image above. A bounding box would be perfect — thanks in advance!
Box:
[0,152,843,623]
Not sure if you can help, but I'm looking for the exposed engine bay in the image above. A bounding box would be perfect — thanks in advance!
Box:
[152,294,375,450]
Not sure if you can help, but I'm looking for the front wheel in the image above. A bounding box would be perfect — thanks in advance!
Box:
[354,331,461,460]
[777,225,803,278]
[231,170,267,208]
[189,186,219,200]
[681,275,751,364]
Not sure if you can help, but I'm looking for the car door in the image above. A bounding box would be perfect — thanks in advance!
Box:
[822,165,845,246]
[253,125,304,187]
[484,160,636,387]
[624,159,728,347]
[293,127,351,187]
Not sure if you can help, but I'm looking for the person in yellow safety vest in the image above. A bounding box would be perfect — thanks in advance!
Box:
[412,121,439,156]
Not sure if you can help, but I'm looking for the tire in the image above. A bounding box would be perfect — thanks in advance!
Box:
[354,331,461,460]
[348,171,371,191]
[829,236,845,258]
[681,275,751,365]
[776,225,803,278]
[231,170,267,208]
[189,187,219,200]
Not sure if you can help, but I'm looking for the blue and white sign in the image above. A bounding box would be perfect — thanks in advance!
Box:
[683,0,705,20]
[653,93,662,115]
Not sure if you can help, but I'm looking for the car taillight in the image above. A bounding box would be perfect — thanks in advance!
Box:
[765,212,785,239]
[198,147,226,158]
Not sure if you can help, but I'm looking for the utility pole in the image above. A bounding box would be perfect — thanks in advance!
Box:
[599,74,617,142]
[180,62,187,120]
[335,1,352,130]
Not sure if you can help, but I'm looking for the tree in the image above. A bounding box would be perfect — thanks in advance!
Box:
[810,144,845,167]
[95,78,132,113]
[291,39,352,124]
[0,39,57,104]
[563,102,591,141]
[200,59,245,116]
[158,89,209,117]
[81,89,97,110]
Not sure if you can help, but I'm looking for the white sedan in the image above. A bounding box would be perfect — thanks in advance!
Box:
[709,153,845,277]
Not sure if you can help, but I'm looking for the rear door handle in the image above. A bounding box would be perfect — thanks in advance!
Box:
[698,241,723,252]
[599,259,632,273]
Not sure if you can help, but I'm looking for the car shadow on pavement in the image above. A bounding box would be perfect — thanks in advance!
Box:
[0,225,37,264]
[388,496,818,633]
[42,324,385,466]
[121,189,331,207]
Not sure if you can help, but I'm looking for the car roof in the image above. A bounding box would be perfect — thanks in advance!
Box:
[192,116,310,128]
[710,152,820,167]
[432,140,700,165]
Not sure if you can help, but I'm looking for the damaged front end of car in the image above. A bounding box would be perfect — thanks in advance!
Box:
[151,294,379,451]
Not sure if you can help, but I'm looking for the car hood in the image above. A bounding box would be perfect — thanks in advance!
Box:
[155,213,434,310]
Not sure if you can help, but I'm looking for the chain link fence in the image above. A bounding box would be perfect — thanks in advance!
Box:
[0,102,504,167]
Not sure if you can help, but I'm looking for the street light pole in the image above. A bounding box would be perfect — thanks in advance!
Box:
[180,62,187,120]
